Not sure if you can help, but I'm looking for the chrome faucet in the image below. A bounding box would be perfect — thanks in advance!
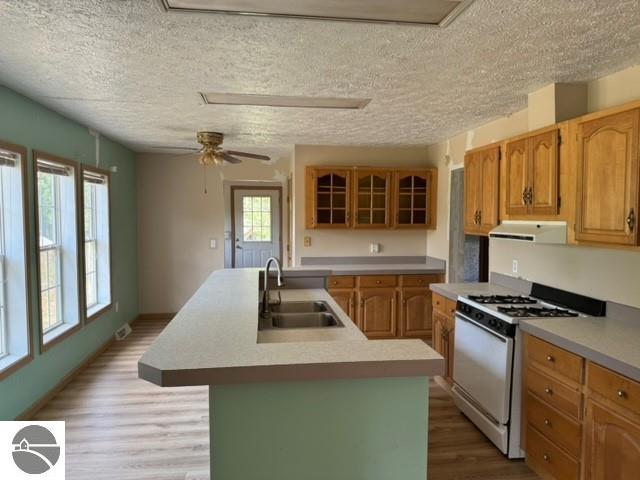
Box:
[261,257,285,318]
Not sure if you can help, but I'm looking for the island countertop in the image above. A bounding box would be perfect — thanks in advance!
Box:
[138,269,445,387]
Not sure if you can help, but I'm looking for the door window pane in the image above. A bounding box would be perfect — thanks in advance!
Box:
[242,196,272,242]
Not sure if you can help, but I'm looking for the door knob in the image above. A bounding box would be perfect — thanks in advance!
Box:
[236,245,243,249]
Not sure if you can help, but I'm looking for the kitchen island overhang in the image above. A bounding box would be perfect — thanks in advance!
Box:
[138,268,444,480]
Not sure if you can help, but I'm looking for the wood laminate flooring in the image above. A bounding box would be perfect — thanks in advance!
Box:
[34,319,537,480]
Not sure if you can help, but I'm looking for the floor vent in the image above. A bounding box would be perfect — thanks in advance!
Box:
[115,324,132,341]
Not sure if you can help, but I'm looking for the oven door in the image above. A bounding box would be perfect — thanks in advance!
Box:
[453,313,514,425]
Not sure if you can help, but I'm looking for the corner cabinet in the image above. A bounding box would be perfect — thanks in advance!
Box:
[575,108,640,246]
[464,145,500,235]
[505,128,560,216]
[305,167,352,229]
[305,166,437,230]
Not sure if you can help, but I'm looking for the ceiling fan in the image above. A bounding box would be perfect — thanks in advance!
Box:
[155,131,271,166]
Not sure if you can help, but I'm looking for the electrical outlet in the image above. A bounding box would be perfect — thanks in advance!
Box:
[304,236,312,247]
[370,243,380,254]
[209,238,218,249]
[512,260,518,274]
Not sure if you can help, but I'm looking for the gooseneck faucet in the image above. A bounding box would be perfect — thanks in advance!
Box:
[261,257,285,318]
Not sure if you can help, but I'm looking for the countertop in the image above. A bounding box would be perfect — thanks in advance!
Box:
[520,314,640,383]
[138,268,445,387]
[282,257,446,277]
[430,280,640,383]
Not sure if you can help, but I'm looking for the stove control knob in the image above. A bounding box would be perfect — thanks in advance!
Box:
[474,312,485,321]
[489,319,497,328]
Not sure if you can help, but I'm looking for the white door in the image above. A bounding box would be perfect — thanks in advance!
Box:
[233,189,281,268]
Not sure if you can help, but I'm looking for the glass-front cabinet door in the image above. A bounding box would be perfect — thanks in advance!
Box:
[354,169,391,228]
[394,169,437,229]
[306,168,352,228]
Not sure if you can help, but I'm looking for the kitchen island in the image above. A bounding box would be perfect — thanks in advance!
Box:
[139,268,444,480]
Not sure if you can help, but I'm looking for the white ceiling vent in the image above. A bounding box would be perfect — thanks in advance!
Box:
[199,92,371,110]
[160,0,475,27]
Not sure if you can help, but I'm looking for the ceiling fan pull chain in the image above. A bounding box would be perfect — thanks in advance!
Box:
[203,164,208,194]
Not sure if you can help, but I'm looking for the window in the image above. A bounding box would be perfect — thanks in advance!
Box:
[35,153,81,347]
[82,168,111,319]
[242,196,272,242]
[0,141,31,377]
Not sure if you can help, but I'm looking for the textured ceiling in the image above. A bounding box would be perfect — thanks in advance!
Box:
[0,0,639,153]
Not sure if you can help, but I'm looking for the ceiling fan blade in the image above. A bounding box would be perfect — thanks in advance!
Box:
[152,146,201,151]
[225,150,271,161]
[221,152,242,164]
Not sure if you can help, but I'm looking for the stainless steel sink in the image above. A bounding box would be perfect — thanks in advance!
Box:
[258,301,344,330]
[270,312,343,329]
[269,301,328,314]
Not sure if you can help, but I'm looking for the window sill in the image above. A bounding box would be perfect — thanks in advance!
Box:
[86,303,112,323]
[0,352,33,380]
[42,322,81,352]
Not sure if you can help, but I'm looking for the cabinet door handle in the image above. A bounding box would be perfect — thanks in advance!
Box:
[544,418,551,427]
[544,387,553,395]
[617,389,627,399]
[627,209,636,232]
[546,355,555,363]
[522,188,527,205]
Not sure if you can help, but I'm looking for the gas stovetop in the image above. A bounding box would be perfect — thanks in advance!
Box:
[496,305,579,318]
[467,294,537,305]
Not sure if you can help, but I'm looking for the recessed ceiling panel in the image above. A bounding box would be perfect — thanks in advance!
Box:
[161,0,474,26]
[200,92,371,109]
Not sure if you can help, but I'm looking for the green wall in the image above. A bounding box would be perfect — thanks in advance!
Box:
[0,85,139,420]
[211,377,429,480]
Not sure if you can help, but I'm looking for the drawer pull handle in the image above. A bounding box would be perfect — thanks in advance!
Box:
[617,390,627,398]
[543,454,550,462]
[544,419,551,427]
[376,280,381,284]
[545,387,553,395]
[546,355,555,363]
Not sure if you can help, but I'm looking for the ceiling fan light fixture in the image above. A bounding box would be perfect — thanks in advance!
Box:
[198,150,223,166]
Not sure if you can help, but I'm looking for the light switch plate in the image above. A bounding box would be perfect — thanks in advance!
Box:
[370,243,380,254]
[210,238,218,249]
[512,260,518,274]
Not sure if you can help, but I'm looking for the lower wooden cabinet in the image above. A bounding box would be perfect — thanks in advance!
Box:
[523,333,640,480]
[328,289,355,324]
[399,288,433,338]
[431,292,456,383]
[327,274,442,341]
[358,288,397,338]
[583,399,640,480]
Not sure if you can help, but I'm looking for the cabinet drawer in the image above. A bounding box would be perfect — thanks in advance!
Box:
[587,362,640,414]
[433,293,447,315]
[527,425,580,480]
[527,366,582,419]
[526,335,584,384]
[358,275,397,288]
[327,276,355,289]
[400,275,439,287]
[527,393,582,458]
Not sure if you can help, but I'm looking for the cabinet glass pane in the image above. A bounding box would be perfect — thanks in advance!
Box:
[333,175,346,189]
[358,193,371,209]
[399,194,411,209]
[413,210,426,224]
[372,211,386,224]
[357,211,371,224]
[333,193,346,208]
[317,192,331,208]
[399,210,412,224]
[414,194,426,209]
[372,194,386,209]
[317,210,331,224]
[333,210,346,224]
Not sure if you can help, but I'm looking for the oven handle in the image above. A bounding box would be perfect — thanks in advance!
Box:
[455,312,509,343]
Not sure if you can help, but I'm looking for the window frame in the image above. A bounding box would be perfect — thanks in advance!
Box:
[80,165,113,323]
[33,151,82,353]
[0,140,33,380]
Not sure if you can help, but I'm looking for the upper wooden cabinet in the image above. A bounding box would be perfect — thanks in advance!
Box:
[575,108,640,246]
[305,166,437,230]
[464,145,500,235]
[305,168,351,229]
[505,129,560,216]
[354,169,391,228]
[394,170,437,229]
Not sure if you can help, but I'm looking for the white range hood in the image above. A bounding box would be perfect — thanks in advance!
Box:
[489,221,568,244]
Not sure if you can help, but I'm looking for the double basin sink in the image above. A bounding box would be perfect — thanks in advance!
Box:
[258,301,344,330]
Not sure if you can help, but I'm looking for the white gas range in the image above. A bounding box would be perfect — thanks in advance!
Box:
[450,285,606,459]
